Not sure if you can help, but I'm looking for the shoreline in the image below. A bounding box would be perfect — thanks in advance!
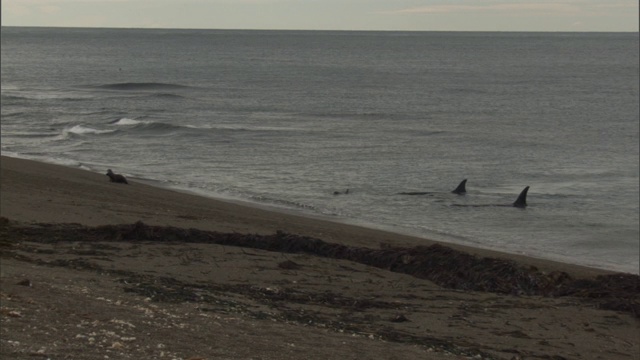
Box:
[0,155,622,278]
[159,182,625,274]
[2,154,639,360]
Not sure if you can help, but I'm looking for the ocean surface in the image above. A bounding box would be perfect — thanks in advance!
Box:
[1,27,638,273]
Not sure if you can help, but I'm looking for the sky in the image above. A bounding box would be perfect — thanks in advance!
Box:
[2,0,639,32]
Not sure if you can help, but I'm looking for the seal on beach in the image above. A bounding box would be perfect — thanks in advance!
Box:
[399,179,467,196]
[106,169,128,184]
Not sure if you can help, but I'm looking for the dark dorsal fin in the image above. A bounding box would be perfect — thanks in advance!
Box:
[451,179,467,195]
[513,186,530,208]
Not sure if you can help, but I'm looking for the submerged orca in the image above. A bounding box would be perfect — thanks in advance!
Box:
[398,179,467,196]
[452,186,530,208]
[106,169,128,184]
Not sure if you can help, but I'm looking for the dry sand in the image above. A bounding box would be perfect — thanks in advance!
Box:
[1,155,638,360]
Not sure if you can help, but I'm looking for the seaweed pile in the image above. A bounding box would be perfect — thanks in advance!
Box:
[1,219,638,316]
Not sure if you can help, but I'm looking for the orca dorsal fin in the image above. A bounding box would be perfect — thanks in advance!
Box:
[513,186,530,208]
[451,179,467,195]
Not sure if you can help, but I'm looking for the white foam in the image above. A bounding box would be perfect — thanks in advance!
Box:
[1,84,20,91]
[0,153,82,168]
[112,118,144,126]
[0,150,21,157]
[66,125,115,135]
[44,157,83,167]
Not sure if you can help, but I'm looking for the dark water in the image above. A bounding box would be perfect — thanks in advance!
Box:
[1,27,638,273]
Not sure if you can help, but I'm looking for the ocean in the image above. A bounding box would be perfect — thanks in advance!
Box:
[1,27,638,273]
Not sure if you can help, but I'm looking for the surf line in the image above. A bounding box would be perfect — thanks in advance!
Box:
[451,186,530,208]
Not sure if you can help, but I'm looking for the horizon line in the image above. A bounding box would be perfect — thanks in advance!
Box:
[2,25,638,34]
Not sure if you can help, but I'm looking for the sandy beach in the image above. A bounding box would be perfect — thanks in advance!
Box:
[1,155,638,360]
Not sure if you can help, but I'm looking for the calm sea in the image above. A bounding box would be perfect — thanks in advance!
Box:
[1,27,638,273]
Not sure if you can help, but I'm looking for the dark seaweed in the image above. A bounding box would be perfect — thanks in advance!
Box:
[1,218,638,317]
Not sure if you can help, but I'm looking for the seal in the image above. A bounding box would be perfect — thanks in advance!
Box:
[106,169,128,184]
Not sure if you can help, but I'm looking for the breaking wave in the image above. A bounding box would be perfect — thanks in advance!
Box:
[66,125,116,136]
[108,117,301,135]
[110,118,150,126]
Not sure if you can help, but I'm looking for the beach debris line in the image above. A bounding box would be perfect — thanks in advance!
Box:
[0,218,638,317]
[278,260,302,270]
[16,279,32,287]
[391,314,410,323]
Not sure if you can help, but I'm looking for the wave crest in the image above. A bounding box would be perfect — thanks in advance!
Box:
[110,117,147,126]
[65,125,116,136]
[97,82,190,91]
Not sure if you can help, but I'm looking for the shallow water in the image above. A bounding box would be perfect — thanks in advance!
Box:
[2,28,638,273]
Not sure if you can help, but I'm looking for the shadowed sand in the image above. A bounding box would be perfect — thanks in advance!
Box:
[1,155,638,360]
